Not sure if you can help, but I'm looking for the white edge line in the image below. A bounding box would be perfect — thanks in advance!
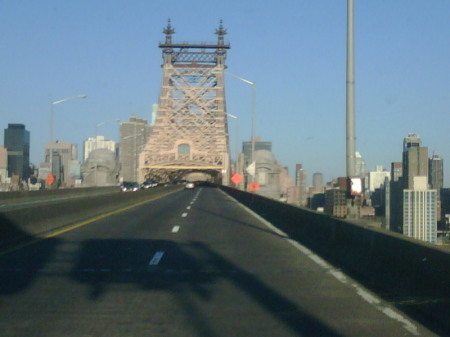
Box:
[220,189,420,336]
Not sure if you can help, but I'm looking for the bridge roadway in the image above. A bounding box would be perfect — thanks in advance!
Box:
[0,187,437,336]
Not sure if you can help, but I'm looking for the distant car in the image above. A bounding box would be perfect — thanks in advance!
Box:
[141,180,158,189]
[185,181,195,189]
[120,181,139,192]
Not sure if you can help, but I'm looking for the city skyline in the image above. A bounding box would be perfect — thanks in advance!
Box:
[1,1,449,185]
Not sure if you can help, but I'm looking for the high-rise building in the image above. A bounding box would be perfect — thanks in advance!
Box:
[368,165,390,192]
[45,140,78,187]
[387,162,403,232]
[0,146,7,183]
[402,134,428,189]
[3,124,30,179]
[391,162,403,182]
[83,135,116,161]
[295,164,307,206]
[429,153,443,190]
[242,138,272,165]
[313,172,324,188]
[120,117,153,182]
[403,176,437,243]
[355,152,366,178]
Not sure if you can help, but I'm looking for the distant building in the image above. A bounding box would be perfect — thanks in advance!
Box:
[279,167,292,201]
[313,172,323,188]
[120,117,153,182]
[368,166,390,192]
[0,146,7,182]
[429,153,443,190]
[254,149,282,200]
[81,149,120,187]
[4,124,30,179]
[391,162,403,182]
[325,189,347,218]
[355,152,366,178]
[83,135,116,161]
[45,140,78,187]
[403,176,437,244]
[242,138,272,165]
[294,164,307,206]
[387,162,404,233]
[402,134,428,189]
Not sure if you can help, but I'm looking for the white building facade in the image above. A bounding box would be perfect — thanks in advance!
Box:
[368,165,390,192]
[403,176,437,244]
[83,136,116,161]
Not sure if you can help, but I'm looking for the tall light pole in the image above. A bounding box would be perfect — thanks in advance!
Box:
[346,0,356,178]
[96,118,121,138]
[49,94,87,184]
[92,118,120,186]
[226,113,239,162]
[224,72,256,182]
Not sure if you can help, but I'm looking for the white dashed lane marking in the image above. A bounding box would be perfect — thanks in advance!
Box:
[172,226,180,233]
[149,251,165,266]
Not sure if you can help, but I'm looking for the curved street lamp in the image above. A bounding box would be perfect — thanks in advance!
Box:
[224,72,256,184]
[49,94,87,184]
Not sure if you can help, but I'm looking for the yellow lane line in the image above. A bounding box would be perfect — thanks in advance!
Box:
[0,189,180,257]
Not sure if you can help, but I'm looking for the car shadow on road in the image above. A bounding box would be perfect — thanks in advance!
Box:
[0,213,61,295]
[70,238,343,337]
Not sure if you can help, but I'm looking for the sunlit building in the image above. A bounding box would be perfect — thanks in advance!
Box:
[403,176,437,243]
[83,135,116,161]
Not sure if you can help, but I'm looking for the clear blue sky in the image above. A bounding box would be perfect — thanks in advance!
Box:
[1,1,449,186]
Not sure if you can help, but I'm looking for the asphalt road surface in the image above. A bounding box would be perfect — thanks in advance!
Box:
[0,187,437,337]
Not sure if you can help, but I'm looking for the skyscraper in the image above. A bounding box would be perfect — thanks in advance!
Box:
[402,134,428,189]
[4,124,30,179]
[355,152,366,178]
[45,140,78,187]
[242,139,272,165]
[400,134,437,244]
[429,153,443,190]
[120,117,153,182]
[83,135,116,161]
[313,172,324,188]
[295,164,307,206]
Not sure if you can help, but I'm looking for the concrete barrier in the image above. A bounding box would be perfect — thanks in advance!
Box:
[221,186,450,333]
[0,186,120,203]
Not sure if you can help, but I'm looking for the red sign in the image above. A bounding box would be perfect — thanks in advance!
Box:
[231,173,243,185]
[249,182,260,192]
[46,173,55,186]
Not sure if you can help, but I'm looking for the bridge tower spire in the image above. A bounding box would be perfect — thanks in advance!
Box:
[139,21,231,184]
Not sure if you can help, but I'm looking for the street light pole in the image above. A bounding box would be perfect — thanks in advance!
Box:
[49,94,87,185]
[226,113,239,162]
[223,72,256,183]
[93,118,120,186]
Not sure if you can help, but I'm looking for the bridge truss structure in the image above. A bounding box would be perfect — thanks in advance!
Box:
[139,20,231,184]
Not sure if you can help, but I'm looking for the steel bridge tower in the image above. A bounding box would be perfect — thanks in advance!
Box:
[139,20,231,185]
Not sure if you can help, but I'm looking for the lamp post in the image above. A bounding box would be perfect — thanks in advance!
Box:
[49,94,87,185]
[226,113,239,162]
[92,118,120,186]
[223,72,256,184]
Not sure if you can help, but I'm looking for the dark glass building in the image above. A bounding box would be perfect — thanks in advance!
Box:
[4,123,30,179]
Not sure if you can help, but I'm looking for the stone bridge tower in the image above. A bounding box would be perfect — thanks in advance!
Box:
[139,20,231,184]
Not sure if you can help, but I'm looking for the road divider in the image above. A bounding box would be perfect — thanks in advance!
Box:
[220,185,450,332]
